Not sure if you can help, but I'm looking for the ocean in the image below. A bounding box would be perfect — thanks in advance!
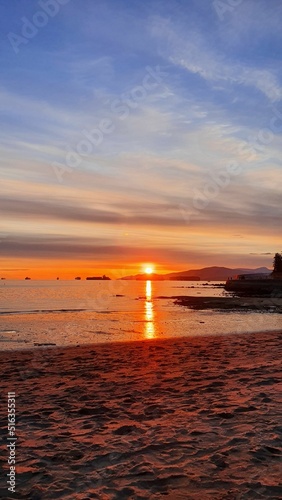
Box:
[0,280,281,350]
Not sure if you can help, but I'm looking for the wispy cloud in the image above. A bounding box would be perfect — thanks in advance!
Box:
[150,16,282,102]
[0,0,281,272]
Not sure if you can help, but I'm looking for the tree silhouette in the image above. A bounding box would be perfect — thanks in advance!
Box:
[273,252,282,273]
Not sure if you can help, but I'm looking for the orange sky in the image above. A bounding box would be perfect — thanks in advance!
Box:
[0,249,276,280]
[1,3,281,279]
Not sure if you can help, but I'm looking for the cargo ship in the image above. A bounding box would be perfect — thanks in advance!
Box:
[86,275,110,280]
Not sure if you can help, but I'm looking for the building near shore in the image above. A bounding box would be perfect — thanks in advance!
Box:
[225,253,282,294]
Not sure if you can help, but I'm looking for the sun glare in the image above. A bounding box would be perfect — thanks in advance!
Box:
[145,266,153,275]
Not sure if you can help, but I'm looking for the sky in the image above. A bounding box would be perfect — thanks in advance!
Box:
[0,0,282,278]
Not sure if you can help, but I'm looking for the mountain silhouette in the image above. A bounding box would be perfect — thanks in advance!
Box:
[121,266,271,281]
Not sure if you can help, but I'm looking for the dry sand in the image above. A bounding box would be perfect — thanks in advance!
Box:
[0,331,281,499]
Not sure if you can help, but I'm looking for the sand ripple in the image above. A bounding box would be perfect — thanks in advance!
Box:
[0,332,281,499]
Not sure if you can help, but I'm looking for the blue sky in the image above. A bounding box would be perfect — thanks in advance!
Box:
[0,0,281,277]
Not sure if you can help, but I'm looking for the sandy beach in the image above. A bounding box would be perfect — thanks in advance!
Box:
[1,331,281,499]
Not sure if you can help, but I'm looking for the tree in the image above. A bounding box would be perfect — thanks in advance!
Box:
[273,252,282,273]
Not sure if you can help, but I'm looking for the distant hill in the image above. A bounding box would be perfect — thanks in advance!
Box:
[165,266,271,281]
[121,266,271,281]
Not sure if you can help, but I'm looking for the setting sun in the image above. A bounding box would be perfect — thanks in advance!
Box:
[145,266,153,275]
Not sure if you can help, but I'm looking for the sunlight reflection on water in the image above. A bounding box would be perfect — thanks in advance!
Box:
[144,280,155,339]
[0,280,281,350]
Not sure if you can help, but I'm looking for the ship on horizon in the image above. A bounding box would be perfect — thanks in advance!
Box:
[86,275,110,280]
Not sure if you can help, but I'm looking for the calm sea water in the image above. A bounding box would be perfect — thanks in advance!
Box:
[0,280,281,350]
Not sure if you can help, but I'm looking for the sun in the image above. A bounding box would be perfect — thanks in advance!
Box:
[142,263,155,275]
[145,266,153,275]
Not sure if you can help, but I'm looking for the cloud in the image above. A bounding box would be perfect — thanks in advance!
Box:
[0,197,123,225]
[217,0,282,50]
[0,232,275,270]
[1,1,281,269]
[150,17,282,102]
[0,268,29,271]
[0,233,205,263]
[249,253,272,256]
[0,193,204,229]
[1,169,281,242]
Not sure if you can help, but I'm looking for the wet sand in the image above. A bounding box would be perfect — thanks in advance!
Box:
[0,331,281,499]
[173,296,282,312]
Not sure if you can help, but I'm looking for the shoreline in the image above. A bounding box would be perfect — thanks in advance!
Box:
[1,330,281,499]
[1,289,282,351]
[0,326,282,353]
[160,295,282,312]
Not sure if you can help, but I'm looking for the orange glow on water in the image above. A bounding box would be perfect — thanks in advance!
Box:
[144,280,155,339]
